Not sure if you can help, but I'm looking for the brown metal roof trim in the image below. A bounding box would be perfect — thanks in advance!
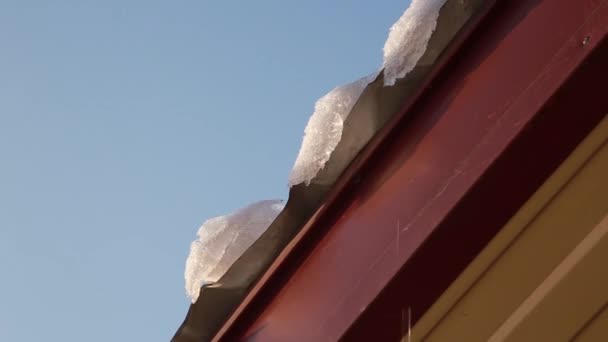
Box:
[172,1,494,341]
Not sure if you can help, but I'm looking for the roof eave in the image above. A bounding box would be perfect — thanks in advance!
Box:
[215,0,608,341]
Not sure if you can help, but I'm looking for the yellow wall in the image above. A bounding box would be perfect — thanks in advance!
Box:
[409,116,608,342]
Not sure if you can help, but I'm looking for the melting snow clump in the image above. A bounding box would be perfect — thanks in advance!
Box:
[383,0,447,86]
[289,72,378,187]
[185,200,284,303]
[289,0,448,184]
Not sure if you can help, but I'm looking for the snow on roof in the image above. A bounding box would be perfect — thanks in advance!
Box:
[383,0,447,86]
[182,0,448,304]
[184,200,284,303]
[289,0,447,186]
[288,72,378,187]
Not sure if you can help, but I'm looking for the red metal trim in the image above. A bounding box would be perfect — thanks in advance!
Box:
[213,1,499,340]
[217,0,608,341]
[345,33,608,342]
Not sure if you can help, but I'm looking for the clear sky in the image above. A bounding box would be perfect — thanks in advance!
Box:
[0,1,409,340]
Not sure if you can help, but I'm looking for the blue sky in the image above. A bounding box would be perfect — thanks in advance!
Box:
[0,1,408,340]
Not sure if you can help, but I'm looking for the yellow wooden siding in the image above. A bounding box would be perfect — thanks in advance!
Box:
[409,116,608,342]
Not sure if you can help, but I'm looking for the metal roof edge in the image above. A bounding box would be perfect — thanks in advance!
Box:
[210,0,498,340]
[172,1,497,340]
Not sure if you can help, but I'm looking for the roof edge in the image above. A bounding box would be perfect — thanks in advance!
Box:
[212,0,499,340]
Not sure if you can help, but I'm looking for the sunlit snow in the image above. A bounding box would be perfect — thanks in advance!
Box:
[184,200,284,303]
[288,72,378,187]
[383,0,447,86]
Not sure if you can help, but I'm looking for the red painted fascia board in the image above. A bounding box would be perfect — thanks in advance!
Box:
[217,0,608,341]
[345,31,608,342]
[213,1,499,340]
